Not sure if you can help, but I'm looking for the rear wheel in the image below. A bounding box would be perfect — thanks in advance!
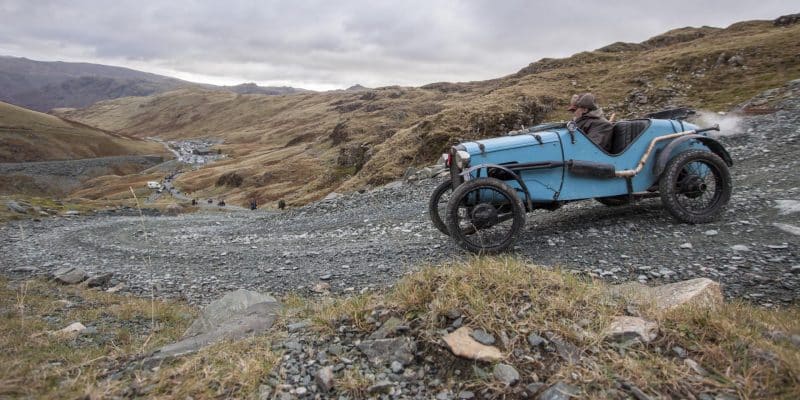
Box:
[659,150,731,224]
[445,178,525,253]
[428,180,453,236]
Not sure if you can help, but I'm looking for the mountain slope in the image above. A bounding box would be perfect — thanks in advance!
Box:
[58,17,800,206]
[0,101,166,162]
[0,56,308,111]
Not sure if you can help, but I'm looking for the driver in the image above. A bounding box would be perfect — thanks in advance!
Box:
[569,93,613,151]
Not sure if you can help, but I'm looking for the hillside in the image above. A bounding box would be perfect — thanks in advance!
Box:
[57,17,800,206]
[0,56,308,112]
[0,101,166,162]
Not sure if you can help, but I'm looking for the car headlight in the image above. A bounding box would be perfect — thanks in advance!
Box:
[455,150,471,169]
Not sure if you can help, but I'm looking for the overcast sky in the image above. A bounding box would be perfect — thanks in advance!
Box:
[0,1,796,90]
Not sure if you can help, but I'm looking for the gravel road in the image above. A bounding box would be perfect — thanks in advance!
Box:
[2,82,799,306]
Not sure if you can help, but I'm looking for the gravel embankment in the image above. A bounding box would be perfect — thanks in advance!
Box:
[2,83,798,306]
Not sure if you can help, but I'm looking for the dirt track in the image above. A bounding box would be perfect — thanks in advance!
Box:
[2,83,799,306]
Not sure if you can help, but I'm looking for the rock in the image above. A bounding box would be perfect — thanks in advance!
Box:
[526,383,545,397]
[469,329,496,345]
[612,278,723,311]
[672,346,688,358]
[774,13,800,26]
[727,55,744,67]
[6,200,29,214]
[368,316,403,340]
[731,244,751,252]
[544,332,581,364]
[703,230,719,236]
[773,223,800,236]
[106,283,125,293]
[149,289,281,360]
[311,282,331,293]
[64,210,80,216]
[774,200,800,215]
[537,382,579,400]
[54,322,87,338]
[603,316,658,343]
[367,380,393,394]
[315,366,334,392]
[679,242,693,249]
[527,333,546,347]
[357,337,416,366]
[323,192,341,201]
[458,390,476,399]
[443,327,503,362]
[53,267,88,285]
[493,363,520,386]
[684,358,707,375]
[287,320,311,332]
[319,273,332,280]
[384,181,404,190]
[390,360,404,373]
[85,272,113,288]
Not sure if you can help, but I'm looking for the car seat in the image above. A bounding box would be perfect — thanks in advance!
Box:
[610,119,651,154]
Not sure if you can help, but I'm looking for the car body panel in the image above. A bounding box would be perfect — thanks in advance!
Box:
[455,118,715,203]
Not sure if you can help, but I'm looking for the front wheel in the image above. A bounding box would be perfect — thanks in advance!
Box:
[445,178,525,253]
[428,180,453,236]
[659,150,732,224]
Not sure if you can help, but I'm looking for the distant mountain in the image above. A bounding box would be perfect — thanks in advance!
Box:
[224,82,308,96]
[0,56,309,112]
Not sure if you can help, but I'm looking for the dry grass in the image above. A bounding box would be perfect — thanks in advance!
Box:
[2,256,799,398]
[313,256,800,398]
[0,276,281,399]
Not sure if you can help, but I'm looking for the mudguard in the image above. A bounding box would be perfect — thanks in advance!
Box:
[653,135,733,177]
[460,163,534,211]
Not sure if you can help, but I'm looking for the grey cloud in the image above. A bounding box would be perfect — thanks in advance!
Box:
[0,0,796,89]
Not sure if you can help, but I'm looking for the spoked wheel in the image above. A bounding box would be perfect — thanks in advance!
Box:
[428,180,453,235]
[445,178,525,253]
[659,150,732,224]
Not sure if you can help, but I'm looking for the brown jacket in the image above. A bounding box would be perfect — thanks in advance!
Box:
[576,112,613,151]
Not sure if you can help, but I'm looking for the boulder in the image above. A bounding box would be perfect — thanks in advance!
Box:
[611,278,722,311]
[149,289,281,360]
[649,278,722,310]
[184,289,278,337]
[443,327,503,362]
[53,267,88,285]
[357,337,416,366]
[603,316,658,343]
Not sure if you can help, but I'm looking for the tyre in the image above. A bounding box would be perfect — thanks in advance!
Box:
[428,180,453,236]
[659,150,732,224]
[595,195,630,207]
[445,178,525,253]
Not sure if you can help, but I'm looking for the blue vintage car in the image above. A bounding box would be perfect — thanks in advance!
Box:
[429,115,733,253]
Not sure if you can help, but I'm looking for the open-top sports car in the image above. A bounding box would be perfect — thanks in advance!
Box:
[429,112,732,253]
